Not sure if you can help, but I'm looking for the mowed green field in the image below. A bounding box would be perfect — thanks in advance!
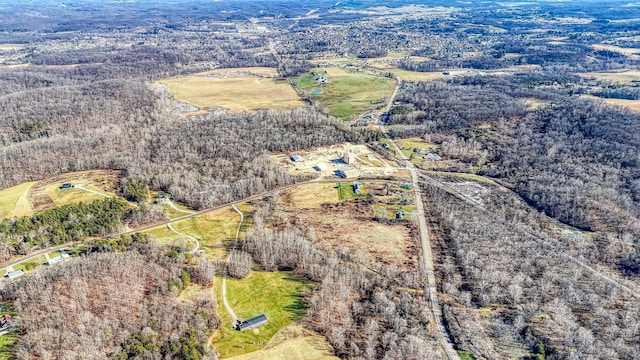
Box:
[294,67,395,120]
[213,270,315,358]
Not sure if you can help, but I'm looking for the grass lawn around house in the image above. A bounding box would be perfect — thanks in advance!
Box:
[212,270,316,358]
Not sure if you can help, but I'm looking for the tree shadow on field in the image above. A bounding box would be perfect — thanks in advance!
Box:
[284,294,309,321]
[282,273,315,321]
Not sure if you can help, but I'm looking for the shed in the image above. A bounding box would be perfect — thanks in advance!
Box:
[424,153,442,161]
[314,163,328,171]
[60,183,74,189]
[235,314,268,331]
[5,270,24,279]
[353,182,362,195]
[290,155,303,162]
[336,167,359,178]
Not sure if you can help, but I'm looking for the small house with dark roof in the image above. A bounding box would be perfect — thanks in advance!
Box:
[235,314,268,331]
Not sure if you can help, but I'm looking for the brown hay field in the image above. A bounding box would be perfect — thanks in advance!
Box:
[157,67,304,112]
[579,69,640,84]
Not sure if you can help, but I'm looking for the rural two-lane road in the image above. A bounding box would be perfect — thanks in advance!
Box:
[379,76,460,360]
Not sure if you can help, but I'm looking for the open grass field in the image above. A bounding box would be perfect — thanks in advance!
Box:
[173,207,246,257]
[213,271,315,358]
[282,198,418,270]
[592,44,640,57]
[0,331,17,360]
[335,182,364,201]
[457,349,476,360]
[140,206,247,256]
[157,67,304,112]
[13,255,45,272]
[294,67,395,119]
[397,137,440,165]
[0,181,35,220]
[579,69,640,84]
[141,225,181,246]
[580,94,640,112]
[0,44,23,51]
[279,183,341,209]
[0,170,122,220]
[388,68,445,82]
[226,323,338,360]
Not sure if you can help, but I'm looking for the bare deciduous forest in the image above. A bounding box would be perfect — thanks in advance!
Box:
[0,0,639,359]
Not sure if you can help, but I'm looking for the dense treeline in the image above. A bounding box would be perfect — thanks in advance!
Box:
[422,180,640,359]
[0,198,128,255]
[489,99,640,234]
[0,197,167,258]
[241,199,443,359]
[0,72,365,209]
[0,239,219,359]
[389,76,640,237]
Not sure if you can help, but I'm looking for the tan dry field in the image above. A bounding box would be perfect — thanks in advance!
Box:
[389,68,445,81]
[0,170,121,220]
[270,143,397,179]
[523,98,548,110]
[226,323,338,360]
[579,69,640,84]
[0,181,36,219]
[157,67,304,112]
[279,183,340,209]
[580,94,640,112]
[592,44,640,58]
[195,67,279,78]
[283,199,419,270]
[322,66,351,77]
[0,44,23,51]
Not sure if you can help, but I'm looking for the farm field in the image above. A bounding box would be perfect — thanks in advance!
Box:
[0,170,121,220]
[388,68,445,81]
[580,94,640,112]
[213,271,315,358]
[0,181,35,220]
[0,44,23,51]
[591,44,640,58]
[278,183,341,209]
[279,186,419,270]
[293,67,395,119]
[156,67,304,112]
[579,69,640,84]
[226,323,338,360]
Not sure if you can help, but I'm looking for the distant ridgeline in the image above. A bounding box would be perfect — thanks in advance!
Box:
[0,198,128,255]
